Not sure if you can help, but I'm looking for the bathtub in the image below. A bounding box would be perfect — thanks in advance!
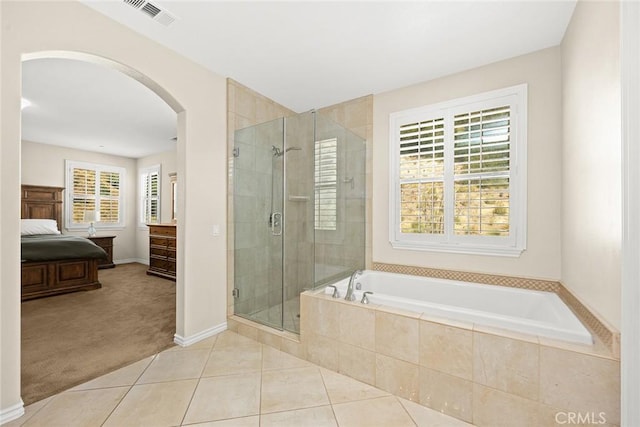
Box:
[327,270,592,345]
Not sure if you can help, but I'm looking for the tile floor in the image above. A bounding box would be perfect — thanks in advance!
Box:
[7,331,473,427]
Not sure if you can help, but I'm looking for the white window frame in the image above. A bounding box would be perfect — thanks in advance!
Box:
[139,164,161,228]
[65,160,126,231]
[315,137,338,231]
[389,84,527,257]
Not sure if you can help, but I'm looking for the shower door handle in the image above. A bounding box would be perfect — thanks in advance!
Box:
[270,212,283,236]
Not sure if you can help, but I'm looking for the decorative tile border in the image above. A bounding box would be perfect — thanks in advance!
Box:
[372,262,619,358]
[372,262,561,292]
[557,286,620,359]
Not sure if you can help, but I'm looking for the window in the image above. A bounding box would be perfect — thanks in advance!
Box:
[140,165,161,226]
[315,138,338,230]
[169,172,177,224]
[389,84,527,256]
[65,160,126,230]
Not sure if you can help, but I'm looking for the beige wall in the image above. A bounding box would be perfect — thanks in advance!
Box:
[373,47,563,280]
[561,1,621,329]
[1,0,227,415]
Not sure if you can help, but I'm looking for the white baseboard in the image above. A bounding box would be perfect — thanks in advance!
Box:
[174,322,227,347]
[114,258,148,265]
[0,400,24,425]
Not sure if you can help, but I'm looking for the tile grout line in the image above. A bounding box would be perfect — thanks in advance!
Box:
[258,342,264,427]
[395,397,420,427]
[178,337,218,426]
[317,367,341,425]
[99,353,158,427]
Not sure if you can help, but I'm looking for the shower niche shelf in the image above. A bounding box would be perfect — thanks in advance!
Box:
[288,195,309,202]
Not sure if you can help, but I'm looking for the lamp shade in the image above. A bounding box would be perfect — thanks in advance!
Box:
[83,210,97,222]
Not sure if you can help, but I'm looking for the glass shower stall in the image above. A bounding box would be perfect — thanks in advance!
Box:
[233,111,366,333]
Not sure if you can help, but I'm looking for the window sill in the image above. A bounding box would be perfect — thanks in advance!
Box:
[390,240,525,257]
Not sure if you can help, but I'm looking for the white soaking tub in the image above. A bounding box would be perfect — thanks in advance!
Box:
[327,270,592,345]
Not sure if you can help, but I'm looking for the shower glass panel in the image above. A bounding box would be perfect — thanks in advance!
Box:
[233,111,365,334]
[314,113,366,286]
[233,118,284,329]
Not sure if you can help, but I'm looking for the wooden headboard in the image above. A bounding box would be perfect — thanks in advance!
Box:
[21,185,64,232]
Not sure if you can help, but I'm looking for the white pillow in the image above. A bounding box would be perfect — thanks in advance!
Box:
[21,219,61,236]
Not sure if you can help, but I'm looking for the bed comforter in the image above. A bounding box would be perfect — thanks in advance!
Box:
[21,234,108,262]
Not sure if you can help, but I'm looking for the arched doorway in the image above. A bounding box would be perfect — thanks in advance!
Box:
[20,53,180,405]
[1,3,229,422]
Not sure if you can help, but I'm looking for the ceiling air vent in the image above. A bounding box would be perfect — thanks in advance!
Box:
[122,0,178,27]
[123,0,145,8]
[141,2,161,18]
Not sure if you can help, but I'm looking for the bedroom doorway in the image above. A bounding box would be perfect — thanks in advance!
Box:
[20,52,180,405]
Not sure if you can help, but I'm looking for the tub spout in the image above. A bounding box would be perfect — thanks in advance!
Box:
[345,270,362,301]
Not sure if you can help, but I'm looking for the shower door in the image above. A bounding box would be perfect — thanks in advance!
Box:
[233,111,366,334]
[233,118,285,329]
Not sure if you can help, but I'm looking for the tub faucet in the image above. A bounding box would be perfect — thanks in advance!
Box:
[326,285,340,298]
[361,291,373,304]
[345,270,362,301]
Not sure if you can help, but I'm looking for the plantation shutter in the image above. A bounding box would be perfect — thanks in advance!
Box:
[142,169,160,224]
[99,171,121,223]
[389,84,525,255]
[453,106,510,236]
[72,168,97,224]
[66,161,125,230]
[315,138,338,231]
[398,117,445,234]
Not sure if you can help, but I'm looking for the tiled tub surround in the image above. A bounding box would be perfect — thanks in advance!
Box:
[329,271,593,345]
[228,264,620,425]
[229,289,621,426]
[373,262,620,357]
[304,292,620,426]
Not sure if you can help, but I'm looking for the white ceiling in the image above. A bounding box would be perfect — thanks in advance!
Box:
[22,58,177,158]
[22,0,577,158]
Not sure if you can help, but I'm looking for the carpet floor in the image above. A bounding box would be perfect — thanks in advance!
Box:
[21,263,176,405]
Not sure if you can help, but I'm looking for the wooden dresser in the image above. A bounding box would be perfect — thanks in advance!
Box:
[147,224,176,280]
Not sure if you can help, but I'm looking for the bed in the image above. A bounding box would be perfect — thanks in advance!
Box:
[21,185,107,301]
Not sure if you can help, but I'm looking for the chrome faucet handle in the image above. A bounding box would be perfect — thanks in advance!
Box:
[361,291,373,304]
[327,285,340,298]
